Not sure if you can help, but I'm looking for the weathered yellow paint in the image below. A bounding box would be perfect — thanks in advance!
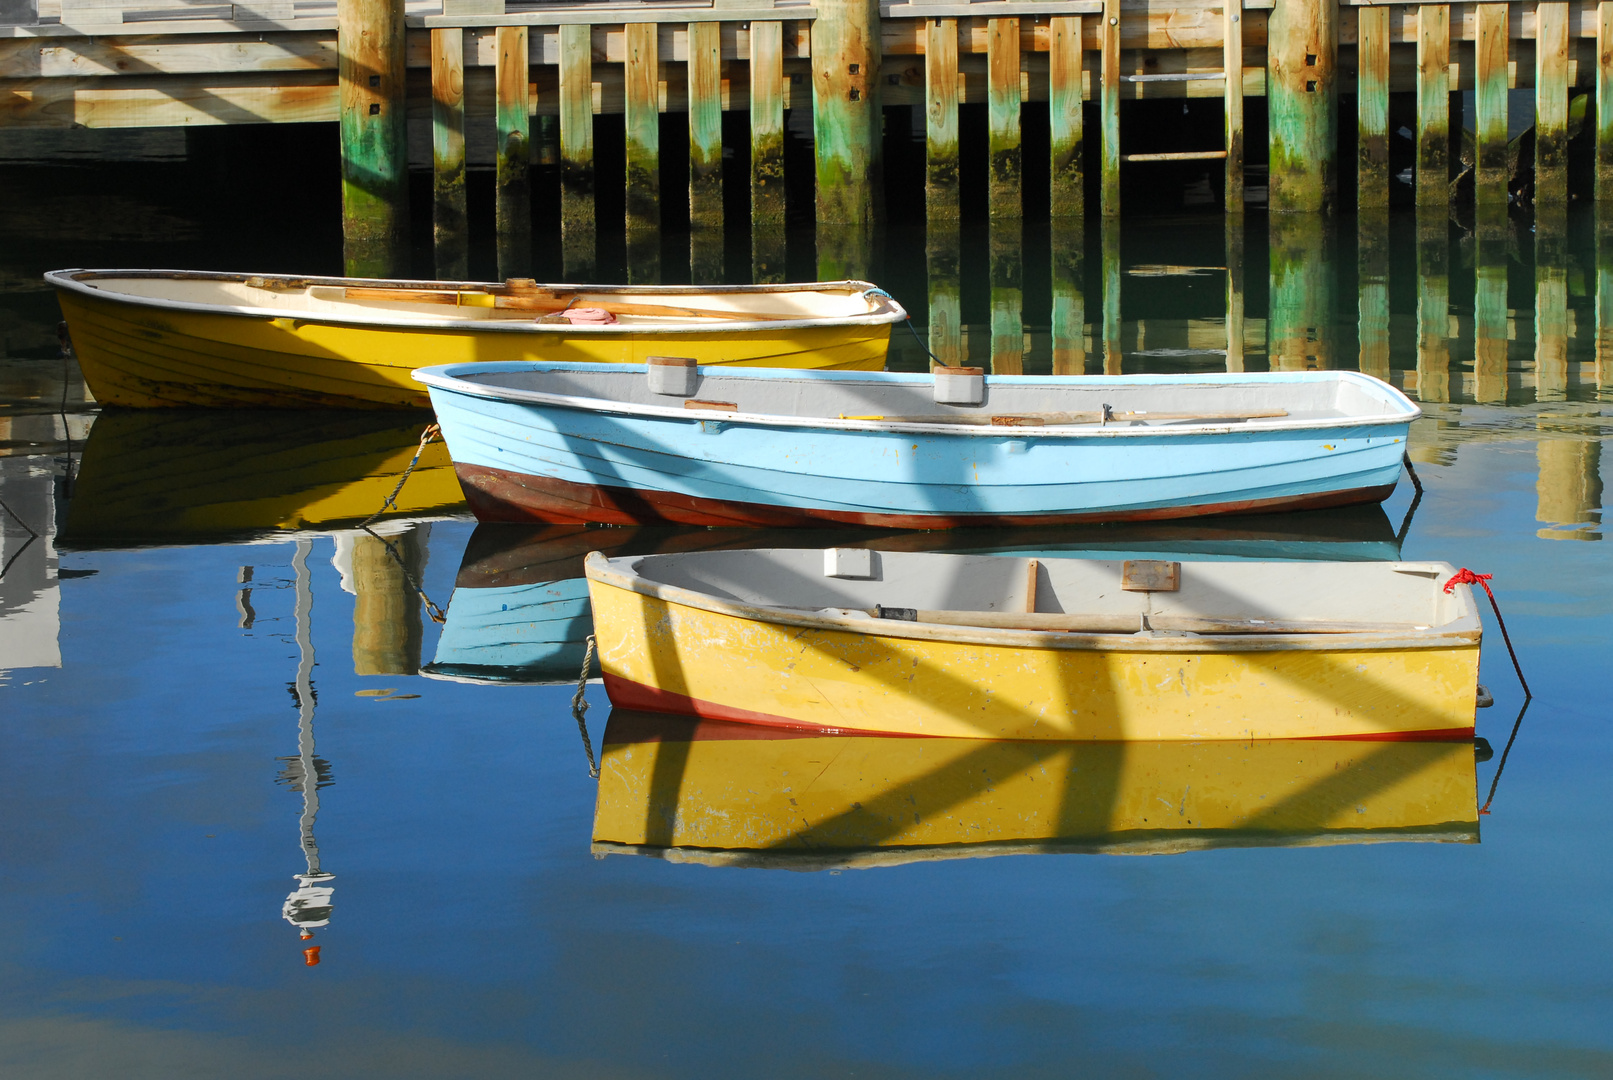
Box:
[54,289,891,409]
[588,584,1482,742]
[593,716,1480,860]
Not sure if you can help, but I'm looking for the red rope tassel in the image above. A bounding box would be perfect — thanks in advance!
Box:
[1444,568,1531,700]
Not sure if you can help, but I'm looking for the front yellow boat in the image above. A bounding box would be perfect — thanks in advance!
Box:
[584,557,1482,742]
[52,271,897,409]
[591,711,1479,864]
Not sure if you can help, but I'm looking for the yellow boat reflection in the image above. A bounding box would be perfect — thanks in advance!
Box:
[593,710,1479,867]
[60,409,465,543]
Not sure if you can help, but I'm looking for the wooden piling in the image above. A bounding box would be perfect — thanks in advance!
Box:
[818,221,872,281]
[689,21,723,232]
[989,222,1024,373]
[1599,3,1613,201]
[1049,15,1083,219]
[1101,215,1122,372]
[1224,0,1244,211]
[1414,5,1449,208]
[987,17,1022,220]
[624,22,660,233]
[430,27,467,280]
[1535,207,1569,397]
[1535,1,1570,205]
[1099,0,1120,217]
[1050,220,1085,373]
[559,23,595,277]
[1599,202,1613,389]
[1225,215,1245,371]
[1357,209,1390,381]
[495,25,531,279]
[1355,4,1389,210]
[337,0,408,276]
[1475,3,1509,205]
[751,21,786,229]
[1415,209,1450,402]
[927,225,963,366]
[1473,203,1510,404]
[812,0,879,226]
[925,18,960,221]
[1267,0,1337,212]
[1269,214,1333,369]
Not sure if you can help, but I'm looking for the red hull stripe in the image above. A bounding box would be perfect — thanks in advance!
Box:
[456,463,1397,529]
[601,675,1475,743]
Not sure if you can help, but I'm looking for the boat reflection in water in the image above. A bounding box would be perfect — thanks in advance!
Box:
[423,505,1404,686]
[592,710,1480,868]
[58,409,464,544]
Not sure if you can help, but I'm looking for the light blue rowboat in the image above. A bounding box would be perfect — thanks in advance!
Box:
[412,362,1420,528]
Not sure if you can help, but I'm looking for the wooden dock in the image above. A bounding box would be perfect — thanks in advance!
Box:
[1,0,1610,270]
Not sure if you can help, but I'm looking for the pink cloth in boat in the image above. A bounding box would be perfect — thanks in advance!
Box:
[561,308,617,325]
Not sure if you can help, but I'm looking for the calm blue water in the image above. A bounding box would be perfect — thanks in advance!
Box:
[0,150,1609,1077]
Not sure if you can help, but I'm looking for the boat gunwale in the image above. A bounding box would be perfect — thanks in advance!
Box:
[46,268,909,334]
[583,552,1484,653]
[418,362,1424,439]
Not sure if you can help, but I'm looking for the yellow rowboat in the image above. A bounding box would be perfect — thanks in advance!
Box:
[592,710,1480,867]
[47,270,906,409]
[584,550,1485,741]
[58,409,464,544]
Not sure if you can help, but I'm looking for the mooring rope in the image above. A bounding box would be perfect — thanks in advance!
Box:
[358,422,447,623]
[359,422,440,530]
[571,634,600,780]
[1443,568,1531,700]
[864,287,946,369]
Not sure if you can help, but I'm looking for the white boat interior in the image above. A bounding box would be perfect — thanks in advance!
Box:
[49,270,900,327]
[429,364,1420,431]
[604,550,1478,636]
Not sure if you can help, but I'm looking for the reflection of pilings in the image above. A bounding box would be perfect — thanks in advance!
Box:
[1535,429,1603,540]
[752,225,786,286]
[625,228,661,286]
[989,222,1023,374]
[1535,207,1569,401]
[352,531,424,676]
[1415,209,1450,401]
[1269,214,1333,371]
[1473,203,1510,404]
[292,540,322,876]
[690,227,724,286]
[927,226,962,367]
[1225,215,1245,372]
[1050,220,1085,374]
[818,221,872,283]
[1101,216,1121,374]
[1357,208,1390,381]
[1598,202,1613,391]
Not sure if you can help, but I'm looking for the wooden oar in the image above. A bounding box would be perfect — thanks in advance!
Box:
[869,608,1419,635]
[839,409,1289,426]
[331,285,792,321]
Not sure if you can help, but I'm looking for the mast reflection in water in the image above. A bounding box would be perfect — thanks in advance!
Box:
[276,539,335,965]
